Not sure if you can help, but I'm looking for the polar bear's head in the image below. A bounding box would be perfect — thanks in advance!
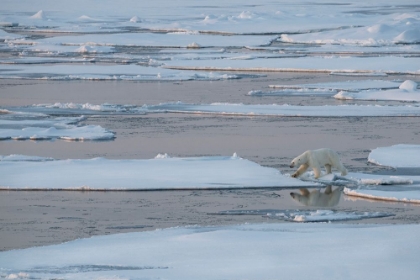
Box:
[290,151,309,168]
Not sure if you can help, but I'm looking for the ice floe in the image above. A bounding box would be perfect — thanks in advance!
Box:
[1,223,419,280]
[144,102,420,117]
[0,112,113,141]
[0,64,239,81]
[368,144,420,168]
[0,154,316,190]
[163,56,420,75]
[280,18,420,45]
[0,125,115,141]
[269,80,401,92]
[10,102,420,117]
[34,33,277,48]
[335,80,420,102]
[344,187,420,204]
[0,154,54,161]
[217,208,393,222]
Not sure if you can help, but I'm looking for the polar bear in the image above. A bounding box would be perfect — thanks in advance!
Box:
[290,186,344,207]
[290,148,347,179]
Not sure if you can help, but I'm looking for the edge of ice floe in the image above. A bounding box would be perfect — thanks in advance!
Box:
[344,187,420,204]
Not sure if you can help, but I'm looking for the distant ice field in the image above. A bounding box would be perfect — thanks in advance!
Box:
[1,0,420,80]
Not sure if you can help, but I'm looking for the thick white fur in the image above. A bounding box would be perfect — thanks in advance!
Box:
[290,148,347,179]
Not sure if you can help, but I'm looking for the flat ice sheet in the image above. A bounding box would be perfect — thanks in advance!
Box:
[368,144,420,168]
[145,102,420,117]
[1,223,419,280]
[269,80,401,91]
[0,64,239,81]
[344,187,420,204]
[0,154,316,190]
[335,80,420,102]
[0,125,115,141]
[163,56,420,75]
[12,102,420,117]
[34,33,277,48]
[217,209,393,222]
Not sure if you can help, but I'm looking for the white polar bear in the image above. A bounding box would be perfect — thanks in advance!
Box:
[290,148,347,179]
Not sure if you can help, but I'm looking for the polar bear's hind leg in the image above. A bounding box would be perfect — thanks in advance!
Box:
[325,164,332,174]
[312,167,321,179]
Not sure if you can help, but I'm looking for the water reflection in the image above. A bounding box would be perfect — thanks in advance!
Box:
[290,186,344,207]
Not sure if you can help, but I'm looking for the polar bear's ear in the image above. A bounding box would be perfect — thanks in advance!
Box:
[299,188,310,196]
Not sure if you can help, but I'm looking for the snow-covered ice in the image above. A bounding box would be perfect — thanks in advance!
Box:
[368,144,420,168]
[345,187,420,204]
[145,102,420,117]
[9,102,420,117]
[0,64,240,81]
[0,154,316,190]
[1,0,420,81]
[217,209,393,223]
[0,112,114,141]
[0,125,115,141]
[335,80,420,102]
[0,223,419,280]
[163,56,420,75]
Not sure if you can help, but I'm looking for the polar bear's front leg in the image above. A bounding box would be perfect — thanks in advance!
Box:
[292,163,309,178]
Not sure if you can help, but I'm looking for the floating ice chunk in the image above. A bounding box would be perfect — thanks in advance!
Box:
[344,187,420,204]
[269,80,400,92]
[0,155,315,190]
[334,80,420,102]
[288,210,393,222]
[129,16,140,23]
[368,144,420,168]
[359,176,413,185]
[145,102,420,117]
[187,42,201,48]
[163,56,420,75]
[155,153,170,159]
[0,125,115,141]
[399,80,418,91]
[30,10,44,19]
[218,209,393,222]
[0,154,54,162]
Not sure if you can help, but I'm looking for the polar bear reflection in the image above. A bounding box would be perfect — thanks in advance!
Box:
[290,186,343,207]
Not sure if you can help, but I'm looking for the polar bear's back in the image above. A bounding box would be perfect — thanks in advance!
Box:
[310,148,340,165]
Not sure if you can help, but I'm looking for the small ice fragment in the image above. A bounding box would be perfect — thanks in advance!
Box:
[30,10,44,19]
[399,80,418,91]
[187,42,201,49]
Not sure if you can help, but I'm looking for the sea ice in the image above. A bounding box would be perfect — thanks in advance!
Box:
[0,154,316,190]
[0,125,115,141]
[0,223,419,280]
[0,64,239,81]
[34,33,277,48]
[145,102,420,117]
[217,209,393,222]
[269,80,401,91]
[163,56,420,75]
[335,80,420,102]
[368,144,420,168]
[344,187,420,204]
